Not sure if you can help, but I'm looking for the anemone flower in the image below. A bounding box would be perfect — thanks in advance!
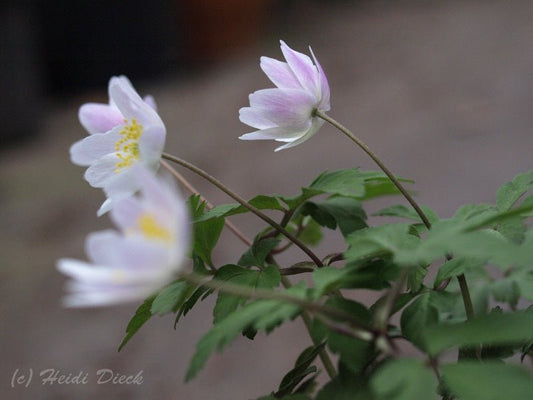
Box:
[239,40,330,151]
[57,169,190,307]
[70,76,165,215]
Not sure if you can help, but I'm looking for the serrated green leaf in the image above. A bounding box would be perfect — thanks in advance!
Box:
[275,344,323,397]
[308,169,366,198]
[423,310,533,356]
[371,359,438,400]
[195,195,286,223]
[298,219,324,246]
[188,196,225,267]
[442,362,533,400]
[344,223,419,264]
[302,197,367,237]
[213,265,281,323]
[150,280,189,316]
[186,284,306,381]
[118,296,155,351]
[497,169,533,211]
[433,257,485,289]
[373,204,439,225]
[400,292,439,351]
[315,365,372,400]
[238,237,281,268]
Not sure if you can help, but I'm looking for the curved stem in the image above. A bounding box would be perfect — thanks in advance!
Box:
[315,110,432,230]
[161,160,252,246]
[162,153,323,267]
[316,111,475,321]
[182,271,375,341]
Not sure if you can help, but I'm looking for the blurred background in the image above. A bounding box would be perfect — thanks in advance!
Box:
[1,0,532,398]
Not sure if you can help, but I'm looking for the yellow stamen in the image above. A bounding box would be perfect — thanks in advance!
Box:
[137,213,172,242]
[115,118,143,173]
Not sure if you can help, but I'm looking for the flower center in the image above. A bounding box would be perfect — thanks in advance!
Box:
[137,213,172,243]
[115,118,143,172]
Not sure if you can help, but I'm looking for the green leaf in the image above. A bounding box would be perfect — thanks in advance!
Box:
[150,280,189,316]
[423,310,533,355]
[433,257,485,289]
[370,358,438,400]
[496,169,533,211]
[275,344,323,397]
[213,265,281,323]
[195,195,286,222]
[315,365,372,400]
[189,196,225,267]
[400,292,439,351]
[307,169,366,198]
[344,223,419,264]
[118,296,154,351]
[238,237,281,268]
[442,362,533,400]
[301,197,367,237]
[186,284,306,381]
[373,204,439,225]
[358,171,414,201]
[298,219,324,246]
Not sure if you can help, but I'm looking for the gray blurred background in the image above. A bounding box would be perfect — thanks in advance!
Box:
[1,0,532,398]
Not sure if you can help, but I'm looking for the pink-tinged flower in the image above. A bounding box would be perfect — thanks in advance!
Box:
[70,76,165,215]
[239,40,330,151]
[57,170,190,307]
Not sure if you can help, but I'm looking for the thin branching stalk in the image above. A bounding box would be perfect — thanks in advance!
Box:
[162,153,323,267]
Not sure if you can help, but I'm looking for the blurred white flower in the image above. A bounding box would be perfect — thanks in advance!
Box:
[70,76,165,215]
[57,169,190,307]
[239,40,330,151]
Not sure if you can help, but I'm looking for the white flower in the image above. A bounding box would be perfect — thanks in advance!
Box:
[70,76,165,215]
[239,40,330,151]
[57,169,190,307]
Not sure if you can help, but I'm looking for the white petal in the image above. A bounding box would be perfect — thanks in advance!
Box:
[239,107,277,130]
[249,88,316,130]
[78,103,123,135]
[280,41,320,99]
[84,153,121,188]
[97,198,114,216]
[108,76,163,128]
[274,118,324,151]
[110,196,144,231]
[260,57,301,89]
[69,129,121,166]
[101,163,141,198]
[138,125,166,167]
[309,46,331,111]
[239,126,306,141]
[143,95,157,111]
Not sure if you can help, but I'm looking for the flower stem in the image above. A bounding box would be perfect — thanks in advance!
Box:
[181,270,375,342]
[160,160,252,246]
[315,110,432,230]
[162,153,323,267]
[315,111,475,321]
[162,156,336,377]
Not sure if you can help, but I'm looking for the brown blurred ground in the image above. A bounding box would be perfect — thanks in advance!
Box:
[2,1,533,398]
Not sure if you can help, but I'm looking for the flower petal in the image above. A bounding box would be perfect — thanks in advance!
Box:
[84,153,121,188]
[138,125,166,168]
[70,129,121,166]
[78,103,123,134]
[109,76,163,127]
[260,56,301,90]
[239,107,277,130]
[239,126,306,141]
[310,46,331,111]
[249,88,316,129]
[273,118,324,151]
[280,40,320,98]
